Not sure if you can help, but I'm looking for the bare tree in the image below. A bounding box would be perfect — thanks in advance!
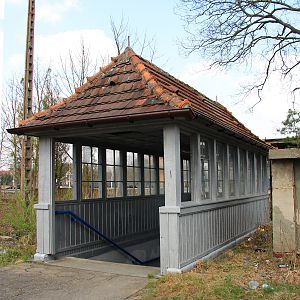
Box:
[58,39,99,96]
[178,0,300,100]
[110,17,158,62]
[1,77,24,189]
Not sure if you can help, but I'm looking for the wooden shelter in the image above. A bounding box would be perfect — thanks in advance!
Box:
[8,48,271,274]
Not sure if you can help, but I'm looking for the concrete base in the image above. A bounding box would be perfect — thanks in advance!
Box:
[46,257,160,278]
[34,253,54,262]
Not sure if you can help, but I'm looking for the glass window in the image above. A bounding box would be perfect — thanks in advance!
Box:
[82,146,102,199]
[182,159,191,193]
[229,146,237,197]
[127,152,141,196]
[106,149,123,198]
[248,152,255,194]
[256,154,262,194]
[200,140,210,199]
[144,154,157,195]
[55,142,74,201]
[159,157,165,195]
[216,142,226,198]
[239,149,247,196]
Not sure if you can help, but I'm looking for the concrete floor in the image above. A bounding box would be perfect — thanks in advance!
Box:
[0,258,160,300]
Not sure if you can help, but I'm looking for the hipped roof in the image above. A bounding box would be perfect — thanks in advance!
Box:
[8,47,270,149]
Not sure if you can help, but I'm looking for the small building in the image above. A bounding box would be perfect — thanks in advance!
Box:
[269,148,300,255]
[8,48,271,274]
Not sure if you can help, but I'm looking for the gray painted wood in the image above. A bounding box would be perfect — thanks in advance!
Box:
[34,137,55,258]
[163,124,181,206]
[178,195,269,267]
[55,196,164,256]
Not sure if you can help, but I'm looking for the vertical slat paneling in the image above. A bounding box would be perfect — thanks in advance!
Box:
[179,196,269,267]
[55,196,164,254]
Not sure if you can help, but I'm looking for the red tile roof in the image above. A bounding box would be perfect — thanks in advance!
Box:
[8,48,270,149]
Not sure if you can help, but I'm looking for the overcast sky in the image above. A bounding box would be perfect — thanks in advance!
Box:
[0,0,297,139]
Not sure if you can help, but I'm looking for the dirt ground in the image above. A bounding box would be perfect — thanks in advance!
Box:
[0,262,149,300]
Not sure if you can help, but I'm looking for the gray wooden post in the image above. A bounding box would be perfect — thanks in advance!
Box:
[34,137,55,261]
[73,144,82,201]
[160,124,181,274]
[190,134,201,202]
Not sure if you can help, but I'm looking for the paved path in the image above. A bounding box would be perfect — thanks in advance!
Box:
[0,258,159,300]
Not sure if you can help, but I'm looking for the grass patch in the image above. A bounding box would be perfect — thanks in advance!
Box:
[0,193,36,267]
[141,225,300,299]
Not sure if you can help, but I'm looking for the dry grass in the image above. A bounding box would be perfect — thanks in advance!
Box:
[142,225,300,300]
[0,194,36,267]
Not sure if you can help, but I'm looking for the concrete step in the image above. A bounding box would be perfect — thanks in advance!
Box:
[46,257,160,278]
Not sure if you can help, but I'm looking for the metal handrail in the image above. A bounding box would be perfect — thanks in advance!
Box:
[55,210,159,265]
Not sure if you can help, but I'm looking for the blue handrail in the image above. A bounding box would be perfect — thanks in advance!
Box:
[55,210,159,265]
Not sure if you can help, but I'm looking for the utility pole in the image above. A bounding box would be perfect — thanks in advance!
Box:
[21,0,35,202]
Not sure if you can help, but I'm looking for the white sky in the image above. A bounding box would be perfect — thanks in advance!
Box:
[1,0,297,139]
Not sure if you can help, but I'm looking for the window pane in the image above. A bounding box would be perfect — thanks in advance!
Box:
[134,167,141,181]
[82,181,91,199]
[115,166,123,181]
[145,181,150,195]
[159,157,164,169]
[151,169,157,181]
[150,182,157,195]
[115,150,121,165]
[159,182,165,194]
[144,168,150,181]
[127,152,133,166]
[216,142,225,198]
[92,182,101,198]
[106,149,114,165]
[116,182,123,197]
[93,165,100,181]
[92,147,99,164]
[200,139,210,199]
[150,155,155,167]
[144,155,149,168]
[106,165,114,181]
[134,153,139,166]
[127,166,134,181]
[159,169,164,182]
[82,163,92,181]
[82,146,91,164]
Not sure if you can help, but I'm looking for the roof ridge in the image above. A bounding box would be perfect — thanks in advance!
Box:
[126,48,191,109]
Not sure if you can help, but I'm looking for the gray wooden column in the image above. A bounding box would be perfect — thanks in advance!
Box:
[160,124,181,274]
[72,144,82,201]
[163,124,181,206]
[34,137,55,261]
[190,133,201,202]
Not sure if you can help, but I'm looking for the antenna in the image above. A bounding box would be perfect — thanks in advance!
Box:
[21,0,35,202]
[128,35,130,48]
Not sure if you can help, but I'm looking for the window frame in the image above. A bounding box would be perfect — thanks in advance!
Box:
[81,145,102,200]
[106,149,124,198]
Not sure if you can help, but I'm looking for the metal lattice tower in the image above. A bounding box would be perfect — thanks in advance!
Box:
[21,0,35,200]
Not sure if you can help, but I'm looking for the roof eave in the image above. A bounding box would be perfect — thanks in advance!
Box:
[7,108,195,136]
